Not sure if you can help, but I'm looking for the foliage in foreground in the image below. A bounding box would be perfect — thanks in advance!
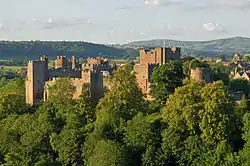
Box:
[0,63,249,166]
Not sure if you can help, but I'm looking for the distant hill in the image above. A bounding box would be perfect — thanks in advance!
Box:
[122,37,250,57]
[1,37,250,60]
[0,41,137,60]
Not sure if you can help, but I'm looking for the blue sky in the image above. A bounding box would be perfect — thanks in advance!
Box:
[0,0,249,44]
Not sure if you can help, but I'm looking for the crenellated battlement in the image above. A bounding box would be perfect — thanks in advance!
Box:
[139,47,181,65]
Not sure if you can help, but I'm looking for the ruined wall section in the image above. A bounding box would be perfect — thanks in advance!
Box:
[44,70,104,103]
[55,56,71,69]
[166,46,181,61]
[87,57,109,65]
[82,64,114,73]
[49,69,81,78]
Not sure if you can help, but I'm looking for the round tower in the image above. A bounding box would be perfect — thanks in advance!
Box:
[190,68,212,83]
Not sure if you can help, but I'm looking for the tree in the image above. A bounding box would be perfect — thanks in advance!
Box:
[50,114,85,165]
[209,62,230,85]
[200,141,240,166]
[216,54,226,61]
[150,61,184,103]
[123,113,154,165]
[0,78,25,95]
[242,54,250,62]
[48,78,76,107]
[162,82,204,134]
[229,79,250,96]
[98,65,146,120]
[87,140,125,166]
[0,92,27,119]
[240,112,250,165]
[161,81,239,164]
[84,65,146,165]
[183,60,191,75]
[178,135,208,165]
[199,81,234,147]
[189,59,208,69]
[127,60,135,70]
[0,78,27,119]
[74,88,95,125]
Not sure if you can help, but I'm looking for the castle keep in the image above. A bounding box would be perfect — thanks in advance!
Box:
[26,57,49,105]
[26,56,115,105]
[134,47,181,99]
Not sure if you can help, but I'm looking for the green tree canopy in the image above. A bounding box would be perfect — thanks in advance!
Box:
[189,59,209,69]
[48,78,76,108]
[84,65,146,165]
[150,61,184,103]
[229,78,250,96]
[242,54,250,62]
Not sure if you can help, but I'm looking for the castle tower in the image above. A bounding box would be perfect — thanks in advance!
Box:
[40,56,49,81]
[139,47,181,65]
[26,58,48,105]
[72,56,76,70]
[190,68,212,83]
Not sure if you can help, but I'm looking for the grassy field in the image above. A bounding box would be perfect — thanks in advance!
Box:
[0,66,26,72]
[111,59,129,63]
[48,61,55,69]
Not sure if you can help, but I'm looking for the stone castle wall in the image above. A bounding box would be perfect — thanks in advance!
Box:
[134,63,159,98]
[44,70,104,102]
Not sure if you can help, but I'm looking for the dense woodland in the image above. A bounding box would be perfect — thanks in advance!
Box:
[0,41,138,60]
[0,59,250,166]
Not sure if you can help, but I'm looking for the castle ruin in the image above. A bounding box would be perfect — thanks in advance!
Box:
[134,47,181,99]
[55,56,78,70]
[26,56,115,105]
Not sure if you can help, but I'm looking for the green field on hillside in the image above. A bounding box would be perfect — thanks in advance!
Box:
[0,66,25,71]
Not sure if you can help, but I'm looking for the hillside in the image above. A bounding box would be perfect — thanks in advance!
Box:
[0,41,137,60]
[1,37,250,60]
[123,37,250,57]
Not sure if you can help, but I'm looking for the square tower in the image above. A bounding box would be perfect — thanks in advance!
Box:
[26,58,48,105]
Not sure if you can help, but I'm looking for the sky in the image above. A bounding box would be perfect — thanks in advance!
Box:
[0,0,249,44]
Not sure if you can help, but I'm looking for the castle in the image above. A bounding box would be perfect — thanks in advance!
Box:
[26,56,116,105]
[26,46,211,104]
[134,47,181,99]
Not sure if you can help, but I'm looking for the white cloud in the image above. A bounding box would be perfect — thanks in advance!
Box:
[42,18,89,30]
[48,18,53,24]
[218,0,250,8]
[202,23,224,32]
[145,0,159,5]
